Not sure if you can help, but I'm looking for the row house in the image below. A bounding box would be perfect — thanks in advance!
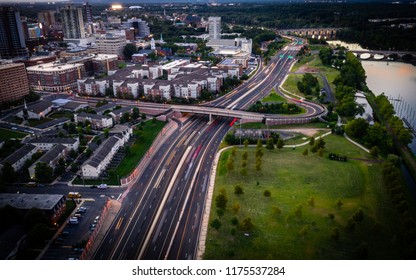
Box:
[28,137,80,151]
[113,78,140,99]
[74,112,113,130]
[109,106,135,123]
[147,83,172,100]
[77,78,109,96]
[28,144,68,179]
[81,135,122,178]
[0,144,39,172]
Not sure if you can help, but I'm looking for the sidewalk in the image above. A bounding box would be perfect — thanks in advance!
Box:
[84,199,121,260]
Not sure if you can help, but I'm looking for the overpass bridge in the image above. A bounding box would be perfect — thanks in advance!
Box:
[170,102,327,125]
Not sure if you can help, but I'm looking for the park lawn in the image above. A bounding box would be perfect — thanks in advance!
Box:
[282,74,304,97]
[0,128,28,140]
[205,134,406,259]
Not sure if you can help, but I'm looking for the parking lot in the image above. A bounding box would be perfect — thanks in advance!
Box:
[40,196,109,260]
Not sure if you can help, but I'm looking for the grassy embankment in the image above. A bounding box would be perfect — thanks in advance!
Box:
[282,53,339,98]
[205,134,411,259]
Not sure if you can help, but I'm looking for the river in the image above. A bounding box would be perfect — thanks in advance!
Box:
[328,40,416,154]
[362,61,416,154]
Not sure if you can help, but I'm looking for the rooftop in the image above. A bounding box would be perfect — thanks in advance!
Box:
[0,193,65,211]
[28,137,78,145]
[84,136,120,168]
[1,144,38,165]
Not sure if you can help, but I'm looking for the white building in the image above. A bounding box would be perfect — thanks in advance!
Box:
[95,33,126,57]
[81,136,121,178]
[74,112,113,130]
[0,144,39,172]
[28,137,80,151]
[208,17,221,40]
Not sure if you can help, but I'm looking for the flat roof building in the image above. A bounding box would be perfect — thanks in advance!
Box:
[0,63,29,104]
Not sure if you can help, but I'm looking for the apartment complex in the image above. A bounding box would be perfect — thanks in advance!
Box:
[0,6,28,59]
[77,59,239,100]
[26,61,86,92]
[122,18,150,39]
[0,63,30,104]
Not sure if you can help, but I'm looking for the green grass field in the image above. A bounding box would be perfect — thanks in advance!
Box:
[0,128,28,140]
[204,134,408,260]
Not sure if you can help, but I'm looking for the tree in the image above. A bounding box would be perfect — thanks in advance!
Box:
[308,197,315,207]
[132,107,140,119]
[331,227,340,241]
[295,204,303,218]
[24,208,49,229]
[242,151,248,160]
[277,139,284,150]
[318,148,324,157]
[370,146,379,158]
[232,202,241,214]
[266,138,275,150]
[272,206,282,216]
[231,147,237,157]
[226,157,234,172]
[240,217,254,231]
[34,162,54,183]
[1,162,17,183]
[123,43,137,60]
[336,198,344,208]
[27,223,50,248]
[243,139,249,148]
[216,208,224,217]
[345,118,369,139]
[210,219,221,230]
[299,225,308,239]
[215,188,228,209]
[241,167,248,176]
[234,185,244,195]
[352,208,364,222]
[264,190,271,197]
[309,137,315,146]
[302,148,308,156]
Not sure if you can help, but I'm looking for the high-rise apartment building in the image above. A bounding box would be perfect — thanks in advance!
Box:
[0,63,30,104]
[83,2,93,23]
[38,10,56,37]
[0,7,28,59]
[208,16,221,40]
[60,5,85,39]
[122,18,150,39]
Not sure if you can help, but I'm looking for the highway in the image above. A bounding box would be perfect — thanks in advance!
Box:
[92,36,325,260]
